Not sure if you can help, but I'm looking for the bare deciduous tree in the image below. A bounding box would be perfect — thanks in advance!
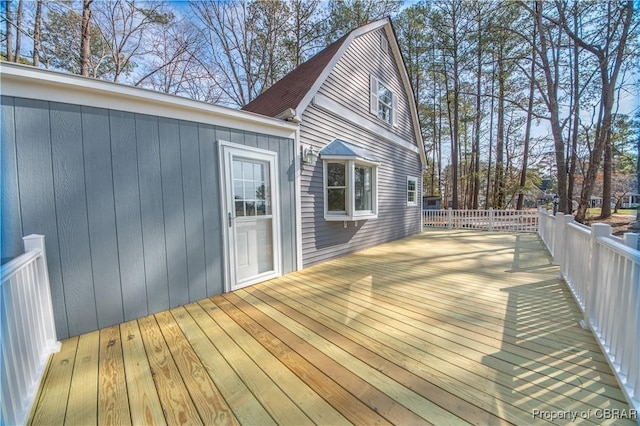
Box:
[5,0,14,61]
[80,0,93,76]
[33,0,43,66]
[553,0,635,221]
[92,0,172,82]
[13,0,22,62]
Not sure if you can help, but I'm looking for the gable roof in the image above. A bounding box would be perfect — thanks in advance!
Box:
[242,32,350,118]
[242,17,426,167]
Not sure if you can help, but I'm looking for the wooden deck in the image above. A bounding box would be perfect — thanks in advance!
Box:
[28,230,636,425]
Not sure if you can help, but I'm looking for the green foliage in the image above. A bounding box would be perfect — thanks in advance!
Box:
[41,8,117,78]
[611,114,638,175]
[325,0,401,41]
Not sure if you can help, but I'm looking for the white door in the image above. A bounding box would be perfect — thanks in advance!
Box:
[220,142,280,291]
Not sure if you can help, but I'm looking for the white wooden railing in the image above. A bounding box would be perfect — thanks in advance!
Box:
[538,210,640,413]
[1,235,61,426]
[422,208,538,232]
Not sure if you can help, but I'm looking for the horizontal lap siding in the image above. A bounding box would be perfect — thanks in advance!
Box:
[1,96,296,338]
[300,106,421,266]
[321,29,415,143]
[299,28,422,267]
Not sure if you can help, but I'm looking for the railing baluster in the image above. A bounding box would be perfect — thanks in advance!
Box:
[1,235,61,426]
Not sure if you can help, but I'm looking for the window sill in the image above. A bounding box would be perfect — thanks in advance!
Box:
[325,213,378,222]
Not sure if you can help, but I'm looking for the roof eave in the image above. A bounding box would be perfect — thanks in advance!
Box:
[0,62,298,138]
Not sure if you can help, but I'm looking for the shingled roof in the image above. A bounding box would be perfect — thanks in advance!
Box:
[242,32,350,118]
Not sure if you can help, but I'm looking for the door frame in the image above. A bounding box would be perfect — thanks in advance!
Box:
[218,140,282,292]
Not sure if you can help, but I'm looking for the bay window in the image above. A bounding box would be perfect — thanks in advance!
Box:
[320,139,379,221]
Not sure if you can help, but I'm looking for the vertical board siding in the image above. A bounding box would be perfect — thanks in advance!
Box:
[13,98,69,338]
[299,27,422,267]
[272,136,296,274]
[111,111,148,321]
[158,117,190,308]
[1,97,23,262]
[179,121,207,302]
[136,114,170,314]
[50,102,97,336]
[198,125,222,296]
[83,106,123,331]
[1,98,296,338]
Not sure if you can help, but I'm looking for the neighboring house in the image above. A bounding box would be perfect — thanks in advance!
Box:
[1,63,298,338]
[244,17,427,267]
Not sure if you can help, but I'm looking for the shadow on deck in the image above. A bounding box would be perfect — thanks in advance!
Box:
[28,230,635,425]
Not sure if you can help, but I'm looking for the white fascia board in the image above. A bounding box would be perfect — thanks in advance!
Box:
[384,25,427,169]
[0,63,298,140]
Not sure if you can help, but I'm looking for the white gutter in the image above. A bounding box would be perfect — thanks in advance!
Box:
[0,62,298,140]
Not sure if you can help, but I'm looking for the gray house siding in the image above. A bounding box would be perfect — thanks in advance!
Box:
[1,96,296,339]
[319,28,416,144]
[300,106,421,266]
[298,27,423,267]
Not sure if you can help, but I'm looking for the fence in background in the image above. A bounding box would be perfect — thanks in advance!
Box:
[422,208,538,232]
[538,209,639,413]
[1,235,61,426]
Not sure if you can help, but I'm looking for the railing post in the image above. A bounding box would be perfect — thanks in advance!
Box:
[560,215,574,274]
[488,208,494,232]
[553,213,567,265]
[447,207,453,230]
[581,223,612,330]
[22,235,61,355]
[623,232,638,250]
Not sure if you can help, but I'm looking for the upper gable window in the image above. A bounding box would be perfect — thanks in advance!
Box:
[378,82,393,123]
[380,33,389,53]
[370,75,397,126]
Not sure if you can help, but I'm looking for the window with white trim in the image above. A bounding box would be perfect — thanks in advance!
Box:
[327,162,346,213]
[320,139,380,221]
[407,176,418,206]
[323,160,378,221]
[370,75,397,126]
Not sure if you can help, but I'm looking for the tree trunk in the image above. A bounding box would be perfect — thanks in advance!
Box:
[472,17,482,210]
[600,126,613,218]
[485,54,495,209]
[493,52,505,209]
[534,1,569,214]
[516,23,536,211]
[567,3,579,212]
[5,0,13,62]
[80,0,93,77]
[14,0,22,62]
[33,0,42,67]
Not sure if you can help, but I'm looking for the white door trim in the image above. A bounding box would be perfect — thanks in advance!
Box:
[218,140,282,292]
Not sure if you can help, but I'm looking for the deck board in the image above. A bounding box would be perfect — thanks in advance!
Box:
[98,325,131,425]
[28,231,637,425]
[119,320,166,426]
[66,331,99,425]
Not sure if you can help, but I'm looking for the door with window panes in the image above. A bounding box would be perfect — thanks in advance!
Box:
[221,143,280,290]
